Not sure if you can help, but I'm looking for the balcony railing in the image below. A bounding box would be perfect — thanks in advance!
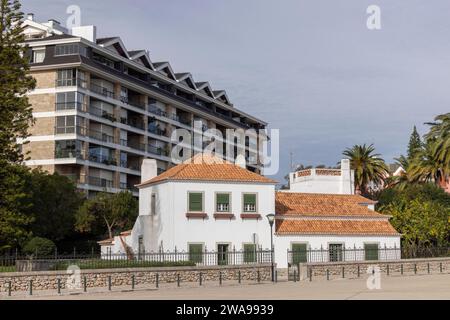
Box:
[148,126,167,137]
[89,105,116,122]
[54,126,87,135]
[125,98,146,110]
[88,129,115,144]
[147,144,169,157]
[55,101,85,112]
[127,141,146,152]
[120,117,145,130]
[88,176,113,189]
[55,149,84,159]
[90,83,115,99]
[87,153,117,166]
[55,78,87,88]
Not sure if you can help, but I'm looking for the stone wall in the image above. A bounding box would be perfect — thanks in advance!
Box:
[297,257,449,280]
[0,264,272,292]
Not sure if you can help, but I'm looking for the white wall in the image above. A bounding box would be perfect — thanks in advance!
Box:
[274,234,401,268]
[137,181,276,253]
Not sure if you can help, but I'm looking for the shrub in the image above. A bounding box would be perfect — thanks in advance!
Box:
[23,237,56,256]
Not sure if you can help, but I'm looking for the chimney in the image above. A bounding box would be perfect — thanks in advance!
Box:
[341,159,350,171]
[141,159,158,183]
[27,13,34,21]
[47,19,61,27]
[71,25,97,43]
[340,159,354,195]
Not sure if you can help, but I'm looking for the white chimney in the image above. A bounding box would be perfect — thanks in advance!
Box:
[71,25,97,43]
[340,159,354,195]
[27,13,34,21]
[141,159,158,183]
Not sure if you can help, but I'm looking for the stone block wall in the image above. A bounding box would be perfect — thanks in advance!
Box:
[0,264,272,293]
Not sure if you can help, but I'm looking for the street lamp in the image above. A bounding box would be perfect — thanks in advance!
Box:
[266,214,275,282]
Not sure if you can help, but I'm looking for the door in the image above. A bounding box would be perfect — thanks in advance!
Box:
[292,243,308,265]
[364,243,379,261]
[329,244,343,262]
[137,236,144,260]
[217,244,229,265]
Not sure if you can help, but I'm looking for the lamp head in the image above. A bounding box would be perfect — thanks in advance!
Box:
[266,213,275,227]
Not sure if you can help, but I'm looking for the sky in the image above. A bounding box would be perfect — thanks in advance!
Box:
[21,0,450,182]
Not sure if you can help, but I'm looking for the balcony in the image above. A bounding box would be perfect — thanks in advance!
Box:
[88,153,117,166]
[88,129,115,144]
[88,176,113,188]
[120,117,145,131]
[120,139,145,152]
[55,149,84,159]
[54,126,87,135]
[148,144,169,157]
[148,126,167,137]
[55,78,86,88]
[90,83,115,99]
[55,101,85,112]
[121,96,146,110]
[89,105,116,122]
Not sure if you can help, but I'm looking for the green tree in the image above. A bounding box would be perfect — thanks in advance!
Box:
[0,0,36,163]
[0,162,33,250]
[342,144,389,195]
[23,237,56,256]
[27,170,84,242]
[407,126,422,160]
[378,183,450,251]
[75,192,138,239]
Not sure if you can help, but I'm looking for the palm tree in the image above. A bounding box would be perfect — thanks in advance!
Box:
[387,155,413,190]
[425,113,450,177]
[342,144,389,195]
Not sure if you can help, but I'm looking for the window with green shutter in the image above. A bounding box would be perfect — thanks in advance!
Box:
[291,243,307,265]
[216,193,230,212]
[243,244,257,263]
[364,243,379,261]
[189,244,203,264]
[188,192,203,212]
[243,194,257,212]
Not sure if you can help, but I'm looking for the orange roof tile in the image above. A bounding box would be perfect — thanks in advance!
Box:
[276,219,399,236]
[138,153,277,186]
[97,238,114,245]
[276,192,381,217]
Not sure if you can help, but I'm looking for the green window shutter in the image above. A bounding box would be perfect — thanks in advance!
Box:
[189,193,203,212]
[244,194,256,205]
[292,244,307,264]
[216,193,230,204]
[243,244,257,263]
[189,244,203,263]
[364,244,379,261]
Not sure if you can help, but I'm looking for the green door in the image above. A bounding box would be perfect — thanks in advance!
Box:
[243,244,257,263]
[364,244,379,261]
[292,244,308,265]
[217,244,229,265]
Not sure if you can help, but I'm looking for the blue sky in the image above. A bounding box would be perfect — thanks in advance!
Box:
[22,0,450,181]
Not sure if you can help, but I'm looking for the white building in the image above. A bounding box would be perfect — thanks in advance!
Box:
[100,155,401,268]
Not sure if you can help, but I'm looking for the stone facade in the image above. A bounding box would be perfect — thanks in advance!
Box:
[22,140,55,160]
[28,117,55,136]
[0,264,271,293]
[297,257,449,280]
[31,70,56,89]
[29,94,55,113]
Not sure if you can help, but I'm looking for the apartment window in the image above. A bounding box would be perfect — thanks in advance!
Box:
[32,49,45,63]
[243,244,257,263]
[55,115,75,134]
[55,44,87,57]
[188,244,204,264]
[151,193,156,215]
[216,193,230,213]
[56,92,84,111]
[55,140,81,159]
[188,192,203,212]
[243,193,257,212]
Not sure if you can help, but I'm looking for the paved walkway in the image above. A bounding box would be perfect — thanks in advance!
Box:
[3,274,449,300]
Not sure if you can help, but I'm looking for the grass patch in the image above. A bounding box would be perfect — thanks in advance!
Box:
[0,266,16,273]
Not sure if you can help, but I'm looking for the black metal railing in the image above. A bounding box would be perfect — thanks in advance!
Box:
[88,176,113,189]
[147,144,169,157]
[0,249,273,272]
[148,126,167,137]
[120,117,145,130]
[90,83,115,99]
[287,247,450,265]
[55,149,84,159]
[87,153,117,166]
[88,129,115,144]
[89,105,116,122]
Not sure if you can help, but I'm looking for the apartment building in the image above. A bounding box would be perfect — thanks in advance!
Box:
[20,15,267,197]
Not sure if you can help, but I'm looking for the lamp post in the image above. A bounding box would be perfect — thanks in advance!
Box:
[266,214,275,282]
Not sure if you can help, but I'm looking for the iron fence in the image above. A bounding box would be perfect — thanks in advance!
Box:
[0,249,273,273]
[287,246,449,265]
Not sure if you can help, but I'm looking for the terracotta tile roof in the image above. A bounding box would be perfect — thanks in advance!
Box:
[276,192,381,217]
[97,238,114,245]
[275,219,399,236]
[138,154,277,186]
